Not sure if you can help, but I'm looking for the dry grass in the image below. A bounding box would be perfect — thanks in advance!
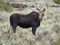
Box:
[0,6,60,45]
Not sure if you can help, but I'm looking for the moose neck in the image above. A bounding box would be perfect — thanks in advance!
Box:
[38,12,43,21]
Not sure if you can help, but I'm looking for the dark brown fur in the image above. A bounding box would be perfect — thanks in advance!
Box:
[10,10,45,35]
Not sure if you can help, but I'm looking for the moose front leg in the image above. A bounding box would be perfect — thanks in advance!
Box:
[32,26,37,35]
[8,24,17,40]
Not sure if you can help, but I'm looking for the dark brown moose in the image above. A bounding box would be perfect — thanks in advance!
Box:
[9,8,46,35]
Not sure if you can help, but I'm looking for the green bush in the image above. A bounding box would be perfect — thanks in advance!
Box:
[0,4,4,11]
[4,5,14,12]
[56,38,60,45]
[53,0,60,4]
[0,0,4,3]
[0,4,14,12]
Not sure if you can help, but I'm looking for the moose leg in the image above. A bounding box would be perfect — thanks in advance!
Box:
[12,24,17,40]
[12,24,17,33]
[8,24,17,40]
[32,26,37,35]
[8,24,17,34]
[8,25,13,39]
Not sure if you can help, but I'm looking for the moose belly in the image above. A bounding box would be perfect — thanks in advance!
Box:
[18,23,31,28]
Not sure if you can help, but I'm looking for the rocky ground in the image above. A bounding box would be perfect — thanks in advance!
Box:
[0,0,60,45]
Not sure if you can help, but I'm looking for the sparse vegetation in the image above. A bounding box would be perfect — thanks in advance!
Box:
[4,5,14,12]
[0,0,5,4]
[53,0,60,4]
[0,0,14,12]
[55,38,60,45]
[0,4,4,11]
[0,4,14,12]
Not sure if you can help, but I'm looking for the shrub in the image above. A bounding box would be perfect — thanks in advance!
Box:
[0,0,5,4]
[56,38,60,45]
[53,0,60,4]
[0,4,4,11]
[0,4,14,12]
[4,5,14,12]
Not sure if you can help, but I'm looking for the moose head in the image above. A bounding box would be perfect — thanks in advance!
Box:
[36,7,46,21]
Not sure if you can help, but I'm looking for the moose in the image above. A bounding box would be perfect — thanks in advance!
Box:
[9,7,46,35]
